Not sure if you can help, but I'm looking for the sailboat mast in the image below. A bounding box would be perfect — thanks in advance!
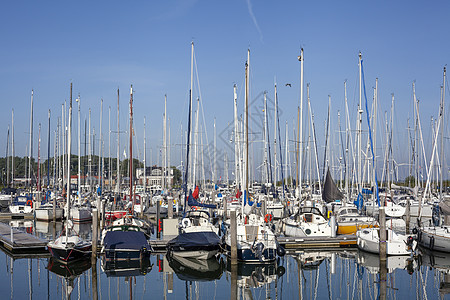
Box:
[6,125,9,187]
[163,94,167,190]
[38,123,41,193]
[11,110,14,188]
[129,85,134,210]
[116,88,120,194]
[244,49,250,207]
[77,96,81,200]
[358,52,363,191]
[233,84,239,189]
[47,110,51,188]
[298,48,304,198]
[28,90,34,189]
[440,66,446,200]
[189,42,194,189]
[263,92,268,184]
[67,83,73,219]
[143,116,146,198]
[274,83,278,188]
[214,117,216,184]
[99,98,103,193]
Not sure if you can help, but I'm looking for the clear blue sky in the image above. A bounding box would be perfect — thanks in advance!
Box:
[0,1,448,181]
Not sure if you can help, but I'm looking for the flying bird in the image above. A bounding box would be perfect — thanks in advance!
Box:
[285,83,291,87]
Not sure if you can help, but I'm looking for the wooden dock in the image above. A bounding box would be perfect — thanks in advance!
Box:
[0,222,48,253]
[278,235,357,250]
[0,212,34,220]
[148,234,357,253]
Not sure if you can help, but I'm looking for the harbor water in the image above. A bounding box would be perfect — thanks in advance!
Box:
[1,220,449,299]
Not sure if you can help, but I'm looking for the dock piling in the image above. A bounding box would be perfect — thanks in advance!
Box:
[230,210,237,263]
[92,208,98,260]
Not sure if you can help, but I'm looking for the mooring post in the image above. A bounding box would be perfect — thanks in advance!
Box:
[230,210,237,263]
[405,198,411,233]
[157,199,161,239]
[223,196,227,219]
[230,261,238,300]
[168,196,173,219]
[101,200,105,231]
[10,226,13,244]
[330,214,336,238]
[92,208,98,260]
[52,192,56,223]
[379,206,387,259]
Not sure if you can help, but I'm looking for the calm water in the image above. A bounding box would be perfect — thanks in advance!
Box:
[1,221,449,299]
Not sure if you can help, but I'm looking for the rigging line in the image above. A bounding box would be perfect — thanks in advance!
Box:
[193,52,214,182]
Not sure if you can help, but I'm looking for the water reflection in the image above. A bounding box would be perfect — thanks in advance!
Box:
[0,220,449,300]
[47,257,91,299]
[168,254,224,281]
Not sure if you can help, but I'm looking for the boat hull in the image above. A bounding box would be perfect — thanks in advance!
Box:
[48,244,92,263]
[418,226,450,253]
[337,222,378,235]
[35,208,63,221]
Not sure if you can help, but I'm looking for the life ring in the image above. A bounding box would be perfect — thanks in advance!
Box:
[26,199,33,207]
[182,218,191,228]
[192,206,197,211]
[264,214,273,223]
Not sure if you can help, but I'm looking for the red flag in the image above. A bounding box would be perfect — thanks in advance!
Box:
[192,186,199,199]
[236,189,242,199]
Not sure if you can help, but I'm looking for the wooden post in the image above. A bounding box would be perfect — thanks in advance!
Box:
[156,199,161,239]
[92,253,98,300]
[223,196,227,219]
[10,226,13,244]
[52,192,56,223]
[405,198,410,233]
[92,208,98,260]
[168,196,173,219]
[168,272,173,294]
[230,261,238,300]
[379,206,387,260]
[230,210,237,263]
[101,200,105,230]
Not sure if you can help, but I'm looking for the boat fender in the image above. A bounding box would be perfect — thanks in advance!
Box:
[276,266,286,277]
[417,230,422,242]
[412,228,418,235]
[255,242,265,262]
[264,214,273,223]
[277,244,286,257]
[182,218,191,228]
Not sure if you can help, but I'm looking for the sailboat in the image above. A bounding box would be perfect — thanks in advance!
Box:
[101,85,152,262]
[223,49,284,263]
[47,84,92,263]
[167,43,221,260]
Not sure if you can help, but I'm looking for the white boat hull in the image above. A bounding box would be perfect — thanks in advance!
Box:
[35,208,64,221]
[418,226,450,253]
[357,228,412,255]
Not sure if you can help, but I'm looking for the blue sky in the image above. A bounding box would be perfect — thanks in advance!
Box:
[0,1,448,181]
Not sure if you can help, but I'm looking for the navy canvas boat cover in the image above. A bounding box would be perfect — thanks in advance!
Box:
[168,232,220,248]
[103,231,149,250]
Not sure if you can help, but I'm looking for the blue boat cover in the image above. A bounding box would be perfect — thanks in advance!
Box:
[103,231,149,250]
[168,232,220,248]
[187,190,216,209]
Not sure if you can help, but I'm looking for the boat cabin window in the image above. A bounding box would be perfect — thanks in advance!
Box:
[305,214,313,222]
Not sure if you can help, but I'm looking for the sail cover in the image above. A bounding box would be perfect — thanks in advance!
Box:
[187,190,217,209]
[322,167,344,203]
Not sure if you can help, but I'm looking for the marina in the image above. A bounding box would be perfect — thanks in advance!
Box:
[1,1,450,299]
